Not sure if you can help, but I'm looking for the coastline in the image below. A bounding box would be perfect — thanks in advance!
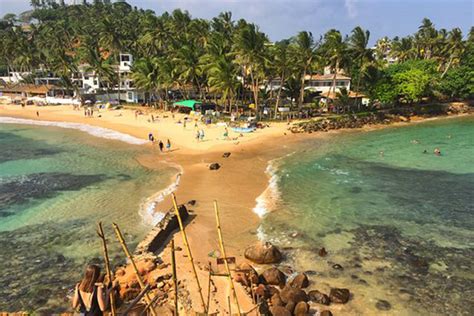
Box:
[1,103,472,313]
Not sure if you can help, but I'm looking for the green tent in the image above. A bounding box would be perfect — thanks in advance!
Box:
[173,99,202,110]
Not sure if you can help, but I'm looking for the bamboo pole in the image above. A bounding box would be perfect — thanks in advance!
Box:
[96,222,116,316]
[171,193,207,313]
[112,223,158,316]
[171,239,179,316]
[206,262,212,316]
[214,200,241,316]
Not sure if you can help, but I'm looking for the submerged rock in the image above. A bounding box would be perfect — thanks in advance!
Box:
[376,299,392,311]
[329,288,350,304]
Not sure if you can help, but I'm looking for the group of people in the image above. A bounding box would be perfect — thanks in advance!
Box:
[148,132,171,152]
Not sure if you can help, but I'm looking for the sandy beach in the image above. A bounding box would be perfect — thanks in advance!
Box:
[2,103,471,314]
[0,103,300,313]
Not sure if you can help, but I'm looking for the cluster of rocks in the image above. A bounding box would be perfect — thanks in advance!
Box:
[112,256,181,315]
[290,102,473,134]
[235,242,351,316]
[290,113,391,133]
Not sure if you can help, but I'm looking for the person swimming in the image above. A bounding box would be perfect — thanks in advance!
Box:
[434,148,441,156]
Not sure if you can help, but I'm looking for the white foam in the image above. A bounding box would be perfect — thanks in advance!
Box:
[252,161,280,218]
[0,116,147,145]
[139,164,184,226]
[252,151,296,218]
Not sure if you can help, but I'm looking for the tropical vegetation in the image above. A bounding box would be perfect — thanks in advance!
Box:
[0,1,472,114]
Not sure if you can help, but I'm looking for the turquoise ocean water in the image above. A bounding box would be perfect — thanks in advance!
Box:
[259,116,474,315]
[0,120,177,312]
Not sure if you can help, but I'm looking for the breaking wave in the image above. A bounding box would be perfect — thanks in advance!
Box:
[0,116,147,145]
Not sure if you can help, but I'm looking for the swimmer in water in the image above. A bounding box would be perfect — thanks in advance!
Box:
[434,148,441,156]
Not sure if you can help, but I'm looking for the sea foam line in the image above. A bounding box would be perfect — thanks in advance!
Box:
[139,163,184,226]
[252,161,281,218]
[0,116,148,145]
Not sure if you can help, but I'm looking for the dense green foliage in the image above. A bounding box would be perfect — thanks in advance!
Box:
[0,1,472,111]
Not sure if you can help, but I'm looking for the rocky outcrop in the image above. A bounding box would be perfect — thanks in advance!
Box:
[261,267,286,287]
[135,204,189,256]
[244,241,282,264]
[269,305,292,316]
[294,301,309,316]
[280,285,308,304]
[289,273,309,289]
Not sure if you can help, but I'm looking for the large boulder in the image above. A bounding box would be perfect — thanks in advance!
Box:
[244,242,282,264]
[269,306,292,316]
[308,290,330,305]
[290,273,309,288]
[261,267,286,287]
[320,311,333,316]
[329,288,351,304]
[280,285,308,304]
[294,301,309,316]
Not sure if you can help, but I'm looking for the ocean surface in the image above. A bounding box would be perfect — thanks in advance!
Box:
[0,120,177,312]
[258,116,474,315]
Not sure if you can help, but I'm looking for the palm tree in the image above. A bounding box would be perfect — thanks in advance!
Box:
[233,22,268,116]
[416,18,438,59]
[131,57,160,103]
[440,28,465,78]
[349,26,373,109]
[270,39,294,118]
[293,31,318,109]
[207,56,239,112]
[391,36,414,62]
[322,29,349,110]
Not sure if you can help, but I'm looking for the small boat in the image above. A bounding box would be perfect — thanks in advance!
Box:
[232,126,256,133]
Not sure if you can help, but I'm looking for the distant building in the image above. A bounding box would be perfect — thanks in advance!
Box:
[303,74,351,94]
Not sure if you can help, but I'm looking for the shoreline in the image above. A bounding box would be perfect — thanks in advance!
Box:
[1,103,472,313]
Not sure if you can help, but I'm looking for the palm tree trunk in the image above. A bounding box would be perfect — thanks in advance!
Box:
[274,73,285,119]
[441,56,454,79]
[298,66,307,108]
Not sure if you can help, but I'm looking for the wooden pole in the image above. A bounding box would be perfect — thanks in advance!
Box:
[171,193,207,313]
[214,200,241,316]
[171,239,179,316]
[96,222,116,316]
[206,262,212,316]
[112,223,158,316]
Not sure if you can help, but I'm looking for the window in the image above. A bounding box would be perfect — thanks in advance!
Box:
[121,55,130,62]
[93,80,98,85]
[84,76,89,80]
[128,92,133,99]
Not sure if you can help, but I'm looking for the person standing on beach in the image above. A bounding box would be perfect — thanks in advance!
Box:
[72,264,108,315]
[159,140,164,152]
[199,129,205,141]
[36,111,39,117]
[166,139,171,151]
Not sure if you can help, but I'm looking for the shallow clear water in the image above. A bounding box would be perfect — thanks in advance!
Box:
[0,123,176,312]
[260,116,474,315]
